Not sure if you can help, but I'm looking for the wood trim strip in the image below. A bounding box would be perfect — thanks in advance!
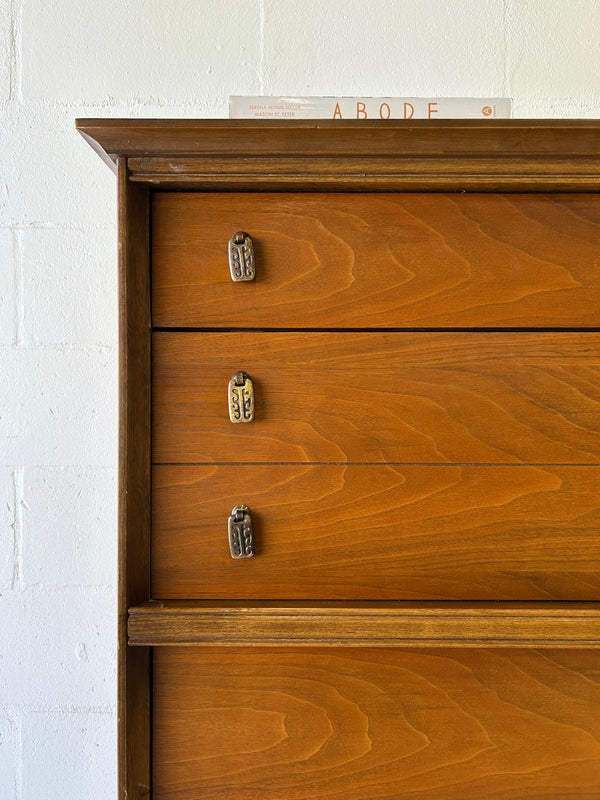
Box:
[118,161,152,800]
[77,119,600,159]
[74,120,600,191]
[128,601,600,648]
[128,173,600,192]
[131,155,600,176]
[129,156,600,191]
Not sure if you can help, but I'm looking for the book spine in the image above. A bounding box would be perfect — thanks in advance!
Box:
[229,96,512,120]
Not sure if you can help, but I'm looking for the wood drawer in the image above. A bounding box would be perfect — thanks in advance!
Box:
[153,331,600,465]
[152,193,600,329]
[153,647,600,800]
[152,464,600,601]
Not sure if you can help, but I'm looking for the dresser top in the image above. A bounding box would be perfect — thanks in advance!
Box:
[76,118,600,191]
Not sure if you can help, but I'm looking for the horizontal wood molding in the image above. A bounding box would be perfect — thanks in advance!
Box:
[75,119,600,190]
[129,601,600,648]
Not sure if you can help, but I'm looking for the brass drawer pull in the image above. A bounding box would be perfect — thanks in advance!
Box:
[228,371,254,423]
[228,505,254,559]
[228,231,255,282]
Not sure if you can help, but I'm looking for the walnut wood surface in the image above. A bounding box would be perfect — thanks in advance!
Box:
[151,464,600,601]
[130,155,600,192]
[153,647,600,799]
[153,332,600,465]
[76,121,600,800]
[152,193,600,328]
[77,118,600,160]
[117,164,151,799]
[76,119,600,191]
[129,601,600,647]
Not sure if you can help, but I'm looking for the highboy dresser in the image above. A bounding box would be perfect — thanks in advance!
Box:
[77,119,600,799]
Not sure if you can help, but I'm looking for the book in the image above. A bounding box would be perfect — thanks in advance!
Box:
[229,96,512,120]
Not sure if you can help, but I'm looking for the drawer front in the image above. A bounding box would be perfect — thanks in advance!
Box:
[152,193,600,328]
[153,331,600,465]
[153,647,600,800]
[152,464,600,601]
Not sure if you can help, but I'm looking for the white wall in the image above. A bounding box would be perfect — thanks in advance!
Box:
[1,1,599,797]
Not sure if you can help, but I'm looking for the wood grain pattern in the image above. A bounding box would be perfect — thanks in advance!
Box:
[117,163,151,799]
[152,332,600,465]
[76,119,600,191]
[131,165,600,192]
[130,155,600,193]
[151,464,600,601]
[152,193,600,328]
[153,647,600,799]
[76,118,600,160]
[129,601,600,647]
[75,122,600,800]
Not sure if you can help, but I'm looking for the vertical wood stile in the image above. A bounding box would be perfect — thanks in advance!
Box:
[118,160,152,800]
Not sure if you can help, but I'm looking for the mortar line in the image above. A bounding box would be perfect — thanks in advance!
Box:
[13,229,23,347]
[15,709,23,800]
[37,97,225,110]
[14,466,24,589]
[1,704,116,715]
[259,0,265,94]
[7,468,18,590]
[10,0,23,103]
[1,222,116,232]
[502,0,510,98]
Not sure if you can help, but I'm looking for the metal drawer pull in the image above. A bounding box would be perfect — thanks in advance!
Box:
[228,231,255,282]
[228,505,255,559]
[228,371,254,423]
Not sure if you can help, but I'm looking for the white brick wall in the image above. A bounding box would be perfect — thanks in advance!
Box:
[1,1,599,797]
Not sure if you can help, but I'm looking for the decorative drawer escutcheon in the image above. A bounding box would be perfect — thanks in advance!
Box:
[228,231,255,282]
[228,504,255,559]
[228,370,254,423]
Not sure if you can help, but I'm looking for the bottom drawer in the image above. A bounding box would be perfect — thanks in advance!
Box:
[153,647,600,800]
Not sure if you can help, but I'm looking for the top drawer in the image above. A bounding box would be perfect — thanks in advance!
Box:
[152,193,600,328]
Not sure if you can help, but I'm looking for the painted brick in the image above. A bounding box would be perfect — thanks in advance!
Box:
[1,587,115,709]
[22,710,116,800]
[3,1,600,798]
[0,713,19,800]
[0,0,11,104]
[21,467,116,587]
[512,98,600,118]
[508,0,600,101]
[0,469,16,590]
[20,227,117,347]
[262,0,505,98]
[0,346,117,467]
[0,106,116,229]
[0,229,15,345]
[22,0,261,104]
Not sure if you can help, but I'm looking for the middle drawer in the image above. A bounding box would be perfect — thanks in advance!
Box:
[153,331,600,465]
[152,463,600,600]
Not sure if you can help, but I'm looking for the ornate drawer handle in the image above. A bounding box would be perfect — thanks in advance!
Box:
[228,231,255,282]
[228,505,254,559]
[228,371,254,423]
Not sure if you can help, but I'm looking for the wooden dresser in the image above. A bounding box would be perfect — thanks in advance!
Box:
[77,120,600,800]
